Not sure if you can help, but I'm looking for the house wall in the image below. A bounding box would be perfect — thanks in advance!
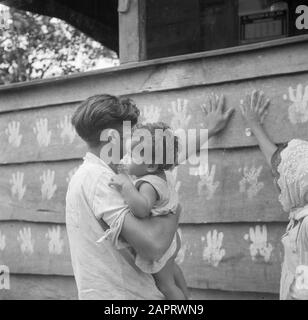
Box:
[1,36,308,299]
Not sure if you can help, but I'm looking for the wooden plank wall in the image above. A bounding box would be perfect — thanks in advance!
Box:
[146,0,308,60]
[1,38,308,299]
[146,0,200,59]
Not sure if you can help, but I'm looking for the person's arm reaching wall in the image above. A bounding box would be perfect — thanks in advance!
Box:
[240,90,277,168]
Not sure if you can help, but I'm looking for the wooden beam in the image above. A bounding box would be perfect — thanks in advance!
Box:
[118,0,147,63]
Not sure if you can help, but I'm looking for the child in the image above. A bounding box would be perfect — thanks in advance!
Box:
[109,122,189,300]
[108,94,234,299]
[240,90,308,300]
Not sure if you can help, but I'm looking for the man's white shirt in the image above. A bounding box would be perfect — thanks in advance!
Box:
[65,152,164,300]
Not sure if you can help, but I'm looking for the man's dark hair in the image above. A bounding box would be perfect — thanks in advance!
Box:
[72,94,140,147]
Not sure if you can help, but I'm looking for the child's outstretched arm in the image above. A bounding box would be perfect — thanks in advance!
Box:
[240,90,277,167]
[109,173,157,218]
[177,93,234,164]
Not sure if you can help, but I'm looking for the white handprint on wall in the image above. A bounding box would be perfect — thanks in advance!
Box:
[5,121,22,147]
[175,228,188,265]
[0,230,6,251]
[239,165,264,199]
[40,169,57,200]
[244,225,273,262]
[169,99,192,134]
[140,105,161,124]
[9,171,26,201]
[45,226,64,255]
[197,164,219,200]
[57,115,76,144]
[17,227,34,255]
[33,118,52,147]
[66,166,79,184]
[283,84,308,124]
[201,230,225,267]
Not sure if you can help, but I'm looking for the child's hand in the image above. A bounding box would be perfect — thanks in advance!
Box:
[240,90,270,131]
[201,93,234,136]
[109,173,133,192]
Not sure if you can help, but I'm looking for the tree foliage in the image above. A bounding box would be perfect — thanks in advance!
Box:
[0,7,118,84]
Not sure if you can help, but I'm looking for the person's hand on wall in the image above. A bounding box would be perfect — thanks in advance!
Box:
[177,93,234,164]
[240,90,270,132]
[201,93,234,137]
[240,89,277,167]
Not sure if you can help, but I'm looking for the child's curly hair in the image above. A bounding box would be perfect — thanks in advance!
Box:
[134,122,179,171]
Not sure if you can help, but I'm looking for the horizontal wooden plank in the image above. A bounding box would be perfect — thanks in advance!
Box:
[190,288,278,300]
[179,147,287,223]
[0,38,307,113]
[133,73,308,149]
[0,147,288,224]
[1,71,308,164]
[0,274,278,300]
[0,204,65,224]
[179,223,285,293]
[0,222,73,276]
[0,103,86,164]
[0,274,77,300]
[0,221,286,294]
[0,160,81,223]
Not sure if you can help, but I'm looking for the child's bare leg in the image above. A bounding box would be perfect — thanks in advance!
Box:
[174,263,190,299]
[153,258,186,300]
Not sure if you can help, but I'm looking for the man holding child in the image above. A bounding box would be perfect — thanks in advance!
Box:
[65,93,234,299]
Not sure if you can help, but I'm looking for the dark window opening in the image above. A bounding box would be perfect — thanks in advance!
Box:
[146,0,308,60]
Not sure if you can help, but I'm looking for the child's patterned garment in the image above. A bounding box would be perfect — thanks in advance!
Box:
[274,139,308,299]
[133,171,179,274]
